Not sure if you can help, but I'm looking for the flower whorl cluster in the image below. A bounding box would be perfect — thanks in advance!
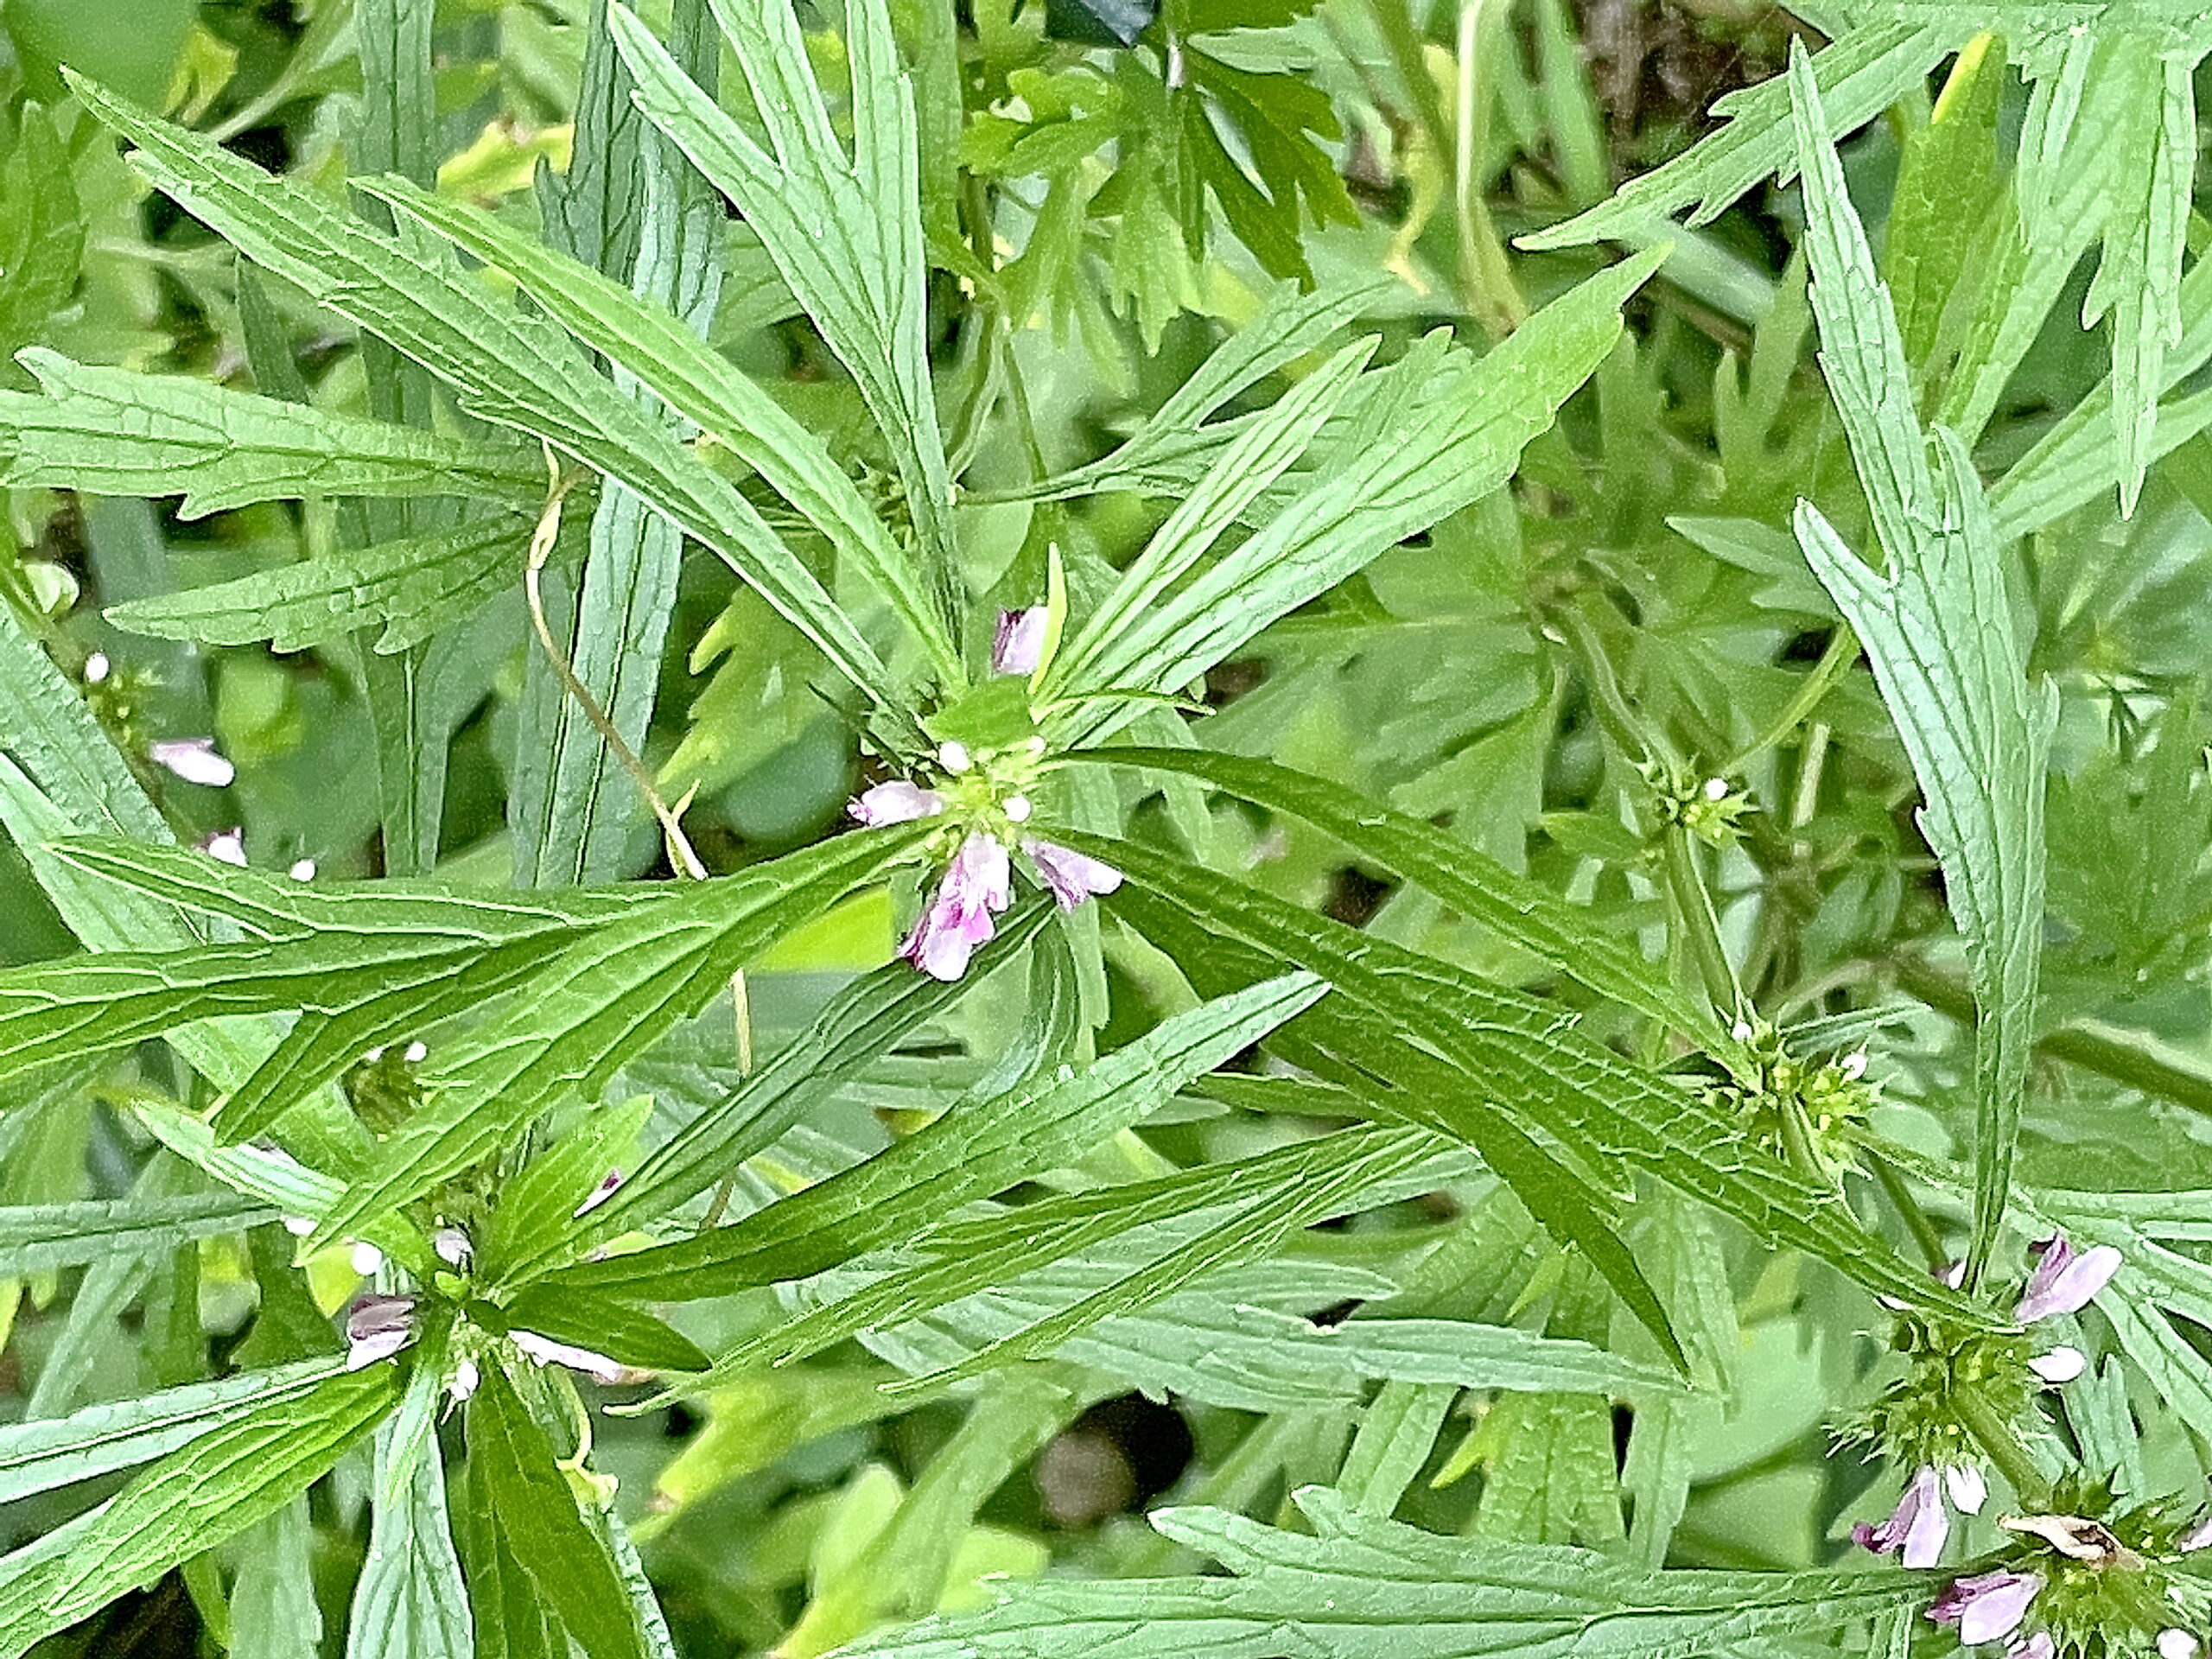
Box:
[849,607,1122,982]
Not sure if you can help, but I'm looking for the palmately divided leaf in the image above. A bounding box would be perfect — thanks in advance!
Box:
[830,1487,1925,1659]
[607,0,961,647]
[1788,46,2057,1274]
[354,175,962,686]
[1065,248,1663,716]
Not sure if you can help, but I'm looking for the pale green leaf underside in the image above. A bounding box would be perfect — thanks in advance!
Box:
[1787,48,2056,1271]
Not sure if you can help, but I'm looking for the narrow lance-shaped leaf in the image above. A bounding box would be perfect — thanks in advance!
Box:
[106,507,563,657]
[0,349,543,517]
[65,70,897,709]
[1788,46,2057,1275]
[0,1365,397,1656]
[542,971,1330,1302]
[0,1193,276,1276]
[308,823,926,1249]
[0,1358,341,1507]
[465,1363,645,1659]
[1064,747,1729,1054]
[1518,22,1950,251]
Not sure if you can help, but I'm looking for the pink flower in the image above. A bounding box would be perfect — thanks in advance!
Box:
[901,834,1013,981]
[849,780,945,827]
[2015,1233,2121,1323]
[149,738,235,788]
[1023,838,1122,912]
[342,1293,416,1370]
[1928,1571,2041,1645]
[1853,1465,1949,1568]
[198,828,247,868]
[992,607,1048,676]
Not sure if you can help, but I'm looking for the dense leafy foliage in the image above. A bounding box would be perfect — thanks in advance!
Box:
[3,2,2212,1656]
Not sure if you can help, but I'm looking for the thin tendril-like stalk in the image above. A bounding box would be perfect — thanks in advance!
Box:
[521,450,755,1085]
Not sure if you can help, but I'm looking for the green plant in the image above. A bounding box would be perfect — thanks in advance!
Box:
[3,3,2212,1656]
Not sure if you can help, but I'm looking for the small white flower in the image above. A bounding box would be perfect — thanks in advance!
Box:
[403,1040,428,1065]
[510,1330,626,1383]
[199,828,247,868]
[1703,777,1730,801]
[2159,1630,2200,1659]
[432,1227,473,1269]
[349,1240,385,1276]
[281,1215,315,1238]
[937,740,972,774]
[1003,793,1033,823]
[1731,1019,1755,1042]
[1840,1051,1868,1081]
[449,1357,480,1402]
[2029,1346,2088,1383]
[289,858,317,880]
[149,738,235,788]
[363,1047,385,1065]
[83,652,111,684]
[1943,1465,1987,1516]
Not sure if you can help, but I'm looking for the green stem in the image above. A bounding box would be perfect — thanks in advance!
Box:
[1723,626,1858,774]
[1663,826,1742,1015]
[1897,957,2212,1122]
[1872,1151,1950,1271]
[1953,1389,2050,1509]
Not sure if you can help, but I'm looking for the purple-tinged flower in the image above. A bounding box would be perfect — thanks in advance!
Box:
[198,828,247,868]
[2008,1635,2056,1659]
[1854,1465,1950,1568]
[849,780,945,828]
[2016,1233,2122,1323]
[2159,1630,2201,1659]
[2179,1514,2212,1554]
[510,1329,627,1383]
[1022,839,1122,912]
[992,607,1048,677]
[573,1169,623,1217]
[2028,1346,2086,1383]
[901,834,1013,981]
[149,738,236,788]
[343,1293,416,1370]
[1928,1571,2042,1645]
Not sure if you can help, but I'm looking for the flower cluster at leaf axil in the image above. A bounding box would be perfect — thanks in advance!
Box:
[850,607,1120,981]
[1847,1232,2212,1657]
[1707,1017,1878,1176]
[339,1210,634,1399]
